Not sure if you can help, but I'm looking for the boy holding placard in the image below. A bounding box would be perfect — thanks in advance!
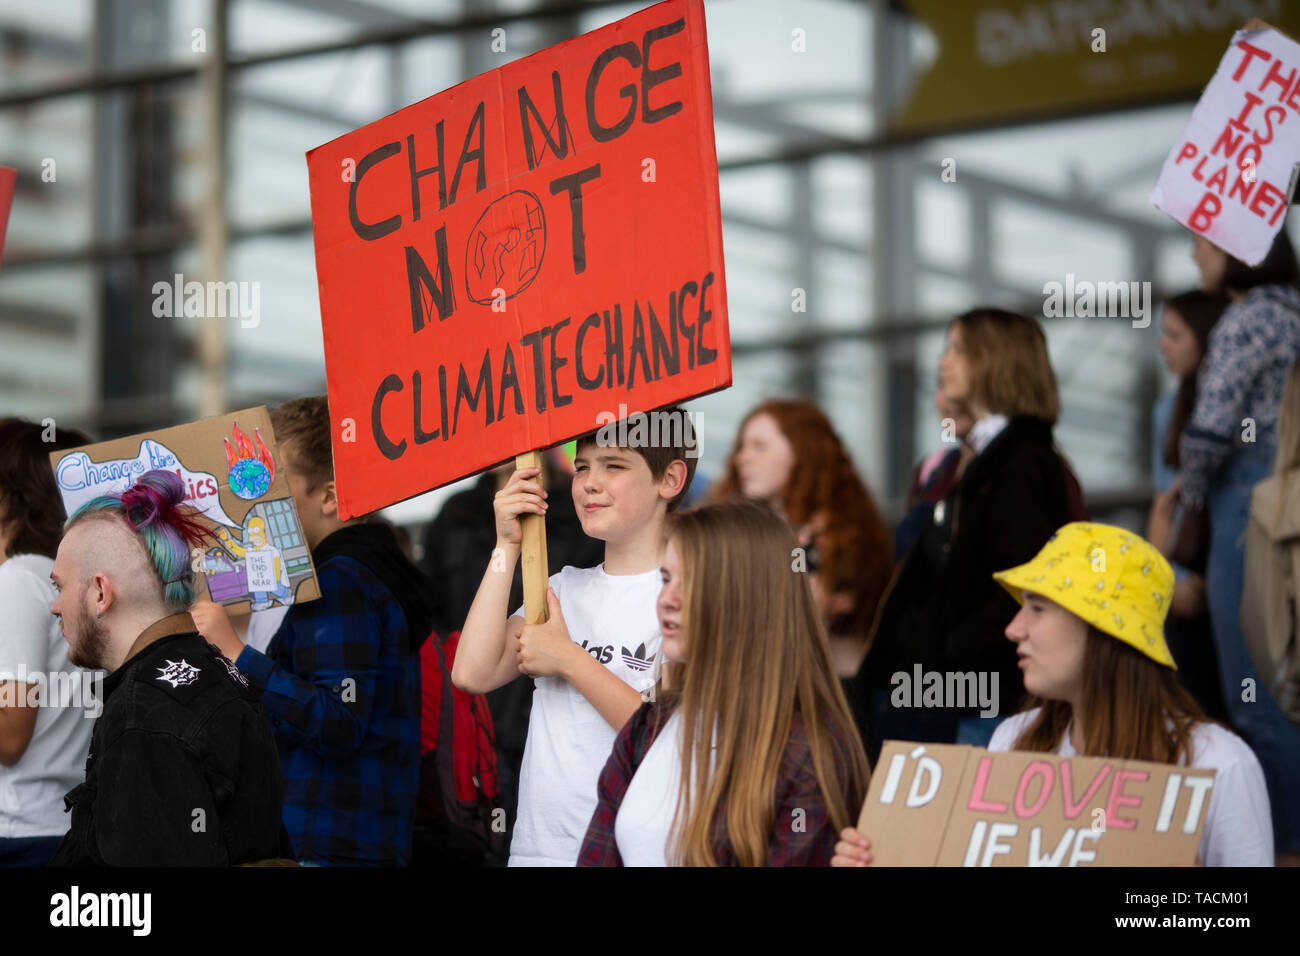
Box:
[453,408,697,866]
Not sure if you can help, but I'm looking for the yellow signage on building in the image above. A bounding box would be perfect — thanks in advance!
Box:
[893,0,1300,132]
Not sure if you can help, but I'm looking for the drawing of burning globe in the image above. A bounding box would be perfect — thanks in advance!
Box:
[465,189,546,306]
[225,422,275,500]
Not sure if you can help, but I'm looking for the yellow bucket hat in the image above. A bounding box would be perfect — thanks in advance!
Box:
[992,522,1177,669]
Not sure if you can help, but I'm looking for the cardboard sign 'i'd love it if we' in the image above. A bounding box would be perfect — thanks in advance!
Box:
[306,0,731,519]
[859,742,1215,867]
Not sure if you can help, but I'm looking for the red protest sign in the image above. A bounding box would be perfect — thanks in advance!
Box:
[307,0,730,519]
[1150,22,1300,264]
[0,167,16,268]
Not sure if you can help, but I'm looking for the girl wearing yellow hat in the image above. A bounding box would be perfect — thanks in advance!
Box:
[832,522,1274,867]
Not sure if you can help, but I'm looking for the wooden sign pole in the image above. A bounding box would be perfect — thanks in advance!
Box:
[515,450,550,624]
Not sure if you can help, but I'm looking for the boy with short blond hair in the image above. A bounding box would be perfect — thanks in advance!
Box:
[193,396,432,866]
[453,405,697,866]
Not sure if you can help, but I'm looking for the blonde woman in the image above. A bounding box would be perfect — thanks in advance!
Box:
[577,501,869,866]
[856,308,1081,756]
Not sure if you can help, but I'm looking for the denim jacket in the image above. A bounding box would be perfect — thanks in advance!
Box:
[49,613,291,866]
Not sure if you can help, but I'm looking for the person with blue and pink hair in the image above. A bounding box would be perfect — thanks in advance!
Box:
[46,469,292,866]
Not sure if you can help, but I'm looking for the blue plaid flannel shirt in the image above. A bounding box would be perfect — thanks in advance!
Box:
[236,556,421,866]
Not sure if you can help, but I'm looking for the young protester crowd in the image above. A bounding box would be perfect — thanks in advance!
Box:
[0,231,1297,867]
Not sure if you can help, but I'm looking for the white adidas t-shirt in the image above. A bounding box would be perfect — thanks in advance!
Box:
[508,563,662,867]
[0,555,96,838]
[990,709,1274,867]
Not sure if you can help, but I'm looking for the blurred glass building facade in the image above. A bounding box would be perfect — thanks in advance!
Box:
[1,0,1286,534]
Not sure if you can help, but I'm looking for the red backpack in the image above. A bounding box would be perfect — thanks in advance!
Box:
[415,630,506,866]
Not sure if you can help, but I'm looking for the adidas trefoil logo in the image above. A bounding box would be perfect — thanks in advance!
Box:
[621,643,651,672]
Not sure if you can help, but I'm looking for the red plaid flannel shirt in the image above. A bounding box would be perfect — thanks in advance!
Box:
[577,700,854,866]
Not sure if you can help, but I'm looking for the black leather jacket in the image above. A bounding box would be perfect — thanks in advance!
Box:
[49,613,292,866]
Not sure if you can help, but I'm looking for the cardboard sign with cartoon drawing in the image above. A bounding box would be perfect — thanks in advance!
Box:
[49,406,320,614]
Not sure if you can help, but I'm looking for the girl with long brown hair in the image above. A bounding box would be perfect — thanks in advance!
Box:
[1147,290,1229,721]
[834,522,1273,867]
[577,500,870,866]
[710,400,893,679]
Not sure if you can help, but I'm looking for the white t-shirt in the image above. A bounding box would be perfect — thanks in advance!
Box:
[989,709,1274,867]
[508,564,662,866]
[246,605,289,653]
[613,710,720,866]
[615,710,681,866]
[0,555,96,838]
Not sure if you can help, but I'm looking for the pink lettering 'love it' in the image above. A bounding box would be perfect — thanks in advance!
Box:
[1105,769,1149,830]
[1059,761,1111,819]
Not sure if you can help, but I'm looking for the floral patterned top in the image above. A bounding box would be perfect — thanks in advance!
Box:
[1180,283,1300,504]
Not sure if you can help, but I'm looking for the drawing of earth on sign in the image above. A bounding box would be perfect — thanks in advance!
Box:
[53,439,240,528]
[224,420,274,500]
[465,189,546,305]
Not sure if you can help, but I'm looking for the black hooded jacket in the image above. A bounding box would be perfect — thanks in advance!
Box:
[854,416,1073,730]
[314,522,435,651]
